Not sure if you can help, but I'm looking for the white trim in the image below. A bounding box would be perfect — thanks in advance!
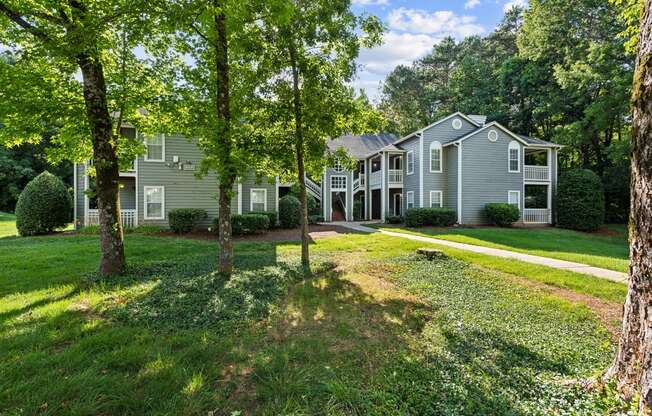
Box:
[406,191,415,209]
[443,122,531,147]
[143,186,165,220]
[429,141,443,173]
[84,162,89,225]
[488,130,498,142]
[381,152,386,222]
[508,140,521,173]
[322,173,327,220]
[144,133,166,162]
[429,190,443,208]
[508,190,521,209]
[237,182,243,214]
[274,176,279,215]
[406,150,414,175]
[330,174,347,191]
[456,142,463,225]
[419,132,424,207]
[395,112,481,145]
[134,157,139,226]
[73,163,78,227]
[250,188,267,212]
[452,118,462,130]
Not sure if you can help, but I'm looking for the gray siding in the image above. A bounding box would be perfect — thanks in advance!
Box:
[240,175,276,215]
[460,127,524,224]
[119,178,136,210]
[75,164,86,227]
[445,146,458,212]
[400,137,420,211]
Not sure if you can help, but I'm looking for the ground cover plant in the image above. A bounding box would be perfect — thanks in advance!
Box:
[373,224,629,274]
[0,224,632,414]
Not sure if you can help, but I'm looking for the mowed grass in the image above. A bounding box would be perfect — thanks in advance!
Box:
[0,211,17,238]
[0,232,630,414]
[373,224,630,273]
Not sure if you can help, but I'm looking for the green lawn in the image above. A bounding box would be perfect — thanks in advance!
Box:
[373,224,629,273]
[0,212,17,238]
[0,231,631,414]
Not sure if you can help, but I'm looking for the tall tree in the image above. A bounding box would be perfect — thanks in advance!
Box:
[0,0,160,274]
[257,0,382,270]
[605,0,652,412]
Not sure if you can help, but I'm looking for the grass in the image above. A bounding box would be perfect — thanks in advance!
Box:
[0,231,631,414]
[373,224,629,273]
[0,211,17,238]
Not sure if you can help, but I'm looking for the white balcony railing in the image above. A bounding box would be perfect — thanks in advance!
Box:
[305,176,321,201]
[86,209,137,228]
[388,169,403,185]
[523,208,551,224]
[524,165,550,181]
[369,170,382,187]
[352,175,366,192]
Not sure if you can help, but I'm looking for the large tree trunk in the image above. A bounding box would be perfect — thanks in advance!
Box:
[605,1,652,412]
[289,37,310,271]
[78,53,126,275]
[214,2,234,276]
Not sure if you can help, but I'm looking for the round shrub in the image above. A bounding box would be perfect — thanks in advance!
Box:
[279,195,301,229]
[16,171,71,236]
[484,203,520,227]
[168,208,207,233]
[405,208,456,227]
[230,214,270,235]
[557,169,605,231]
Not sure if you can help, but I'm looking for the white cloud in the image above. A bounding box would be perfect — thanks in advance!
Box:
[352,0,389,5]
[503,0,527,12]
[357,31,437,76]
[387,7,485,38]
[464,0,481,10]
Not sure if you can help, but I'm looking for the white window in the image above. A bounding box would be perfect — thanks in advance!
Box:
[430,141,442,173]
[250,188,267,212]
[452,118,462,130]
[145,134,165,162]
[144,186,164,219]
[332,159,344,172]
[406,151,414,175]
[508,141,520,173]
[331,175,346,190]
[508,190,521,209]
[488,130,498,142]
[406,191,414,209]
[430,190,443,208]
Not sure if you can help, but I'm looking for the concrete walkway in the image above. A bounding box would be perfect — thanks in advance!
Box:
[336,222,628,284]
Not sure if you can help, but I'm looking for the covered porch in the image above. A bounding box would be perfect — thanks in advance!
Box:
[86,177,137,228]
[523,184,551,224]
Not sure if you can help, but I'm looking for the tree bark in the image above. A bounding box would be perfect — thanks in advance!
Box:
[605,1,652,413]
[214,1,234,276]
[288,36,310,272]
[78,53,126,275]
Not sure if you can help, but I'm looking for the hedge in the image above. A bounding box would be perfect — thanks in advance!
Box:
[168,208,207,233]
[386,215,403,224]
[279,195,301,229]
[404,208,456,227]
[557,169,605,231]
[16,172,71,236]
[483,203,520,227]
[308,215,324,224]
[259,211,278,228]
[213,214,269,236]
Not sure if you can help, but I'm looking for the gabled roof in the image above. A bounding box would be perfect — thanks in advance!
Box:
[326,133,398,159]
[517,134,562,148]
[394,112,482,145]
[442,121,562,148]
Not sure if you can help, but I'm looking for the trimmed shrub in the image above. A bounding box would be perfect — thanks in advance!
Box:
[279,195,301,229]
[168,208,207,233]
[557,169,605,231]
[484,203,520,227]
[404,208,456,227]
[289,184,319,215]
[353,200,364,221]
[16,171,71,236]
[260,211,278,228]
[231,214,270,235]
[386,215,403,224]
[308,215,324,224]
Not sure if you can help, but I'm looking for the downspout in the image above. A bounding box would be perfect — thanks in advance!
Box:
[73,163,78,229]
[419,132,424,208]
[455,142,463,225]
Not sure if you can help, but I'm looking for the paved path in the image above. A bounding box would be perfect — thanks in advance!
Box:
[336,222,628,284]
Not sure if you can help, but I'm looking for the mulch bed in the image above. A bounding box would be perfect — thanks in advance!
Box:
[159,224,362,242]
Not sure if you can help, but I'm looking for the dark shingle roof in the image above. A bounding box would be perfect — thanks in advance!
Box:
[327,133,398,159]
[517,134,561,147]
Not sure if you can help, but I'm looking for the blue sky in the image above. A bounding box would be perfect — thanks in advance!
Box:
[351,0,527,101]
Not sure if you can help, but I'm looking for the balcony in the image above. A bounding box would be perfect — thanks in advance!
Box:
[523,208,551,224]
[388,169,403,186]
[524,165,550,182]
[87,209,137,228]
[353,175,365,192]
[369,170,382,188]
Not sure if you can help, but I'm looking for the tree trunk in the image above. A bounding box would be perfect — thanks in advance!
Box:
[78,53,126,275]
[214,1,234,276]
[288,37,310,272]
[605,1,652,413]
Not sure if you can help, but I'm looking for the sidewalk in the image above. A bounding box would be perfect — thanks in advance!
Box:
[336,222,628,284]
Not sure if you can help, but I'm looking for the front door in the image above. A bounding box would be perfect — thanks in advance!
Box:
[371,189,381,220]
[394,193,402,216]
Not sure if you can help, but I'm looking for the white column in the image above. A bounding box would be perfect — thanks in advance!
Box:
[237,182,242,214]
[381,152,386,222]
[457,143,463,225]
[419,132,424,208]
